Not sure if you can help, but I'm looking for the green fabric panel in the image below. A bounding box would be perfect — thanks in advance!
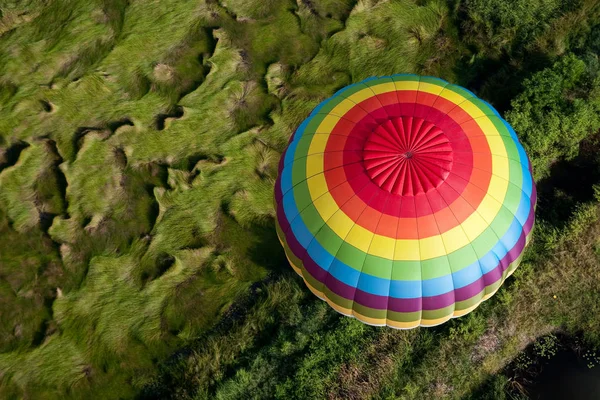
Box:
[336,240,367,267]
[292,179,315,212]
[293,136,316,160]
[291,154,307,184]
[422,304,454,320]
[448,244,479,273]
[508,159,525,187]
[351,302,389,320]
[454,291,484,311]
[391,74,420,83]
[468,98,499,116]
[506,253,524,276]
[386,309,423,323]
[314,224,344,254]
[489,207,517,238]
[302,264,326,297]
[421,256,451,280]
[298,205,326,237]
[364,76,405,87]
[391,260,422,280]
[361,254,393,279]
[470,228,500,259]
[419,76,447,86]
[321,285,353,309]
[499,133,521,161]
[503,176,523,213]
[284,246,302,269]
[484,279,502,296]
[305,114,327,132]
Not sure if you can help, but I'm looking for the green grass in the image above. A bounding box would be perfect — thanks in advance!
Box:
[2,0,600,398]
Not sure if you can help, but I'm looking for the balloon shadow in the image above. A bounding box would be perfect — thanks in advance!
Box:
[535,135,600,228]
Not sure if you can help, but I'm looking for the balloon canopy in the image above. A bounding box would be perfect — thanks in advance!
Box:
[274,74,536,329]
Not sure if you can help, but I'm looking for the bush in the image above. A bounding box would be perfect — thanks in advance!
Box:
[506,53,600,180]
[461,0,565,53]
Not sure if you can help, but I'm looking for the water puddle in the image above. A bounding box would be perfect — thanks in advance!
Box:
[504,334,600,400]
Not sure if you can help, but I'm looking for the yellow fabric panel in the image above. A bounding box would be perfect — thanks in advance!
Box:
[453,302,480,317]
[393,80,419,92]
[347,86,377,104]
[418,81,446,95]
[487,174,510,204]
[351,309,386,326]
[312,194,339,221]
[394,238,421,260]
[441,227,470,253]
[308,127,329,154]
[306,174,329,198]
[492,154,510,179]
[326,298,352,316]
[308,131,330,150]
[370,81,397,95]
[441,225,478,253]
[419,234,445,259]
[387,319,421,329]
[370,234,396,259]
[305,278,325,299]
[486,136,509,154]
[305,153,324,177]
[317,115,341,133]
[420,314,453,327]
[345,224,374,253]
[326,209,355,238]
[456,101,487,120]
[460,211,489,242]
[476,118,501,136]
[478,195,503,225]
[330,99,360,117]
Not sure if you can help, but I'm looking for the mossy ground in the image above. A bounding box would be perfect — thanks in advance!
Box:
[1,0,600,398]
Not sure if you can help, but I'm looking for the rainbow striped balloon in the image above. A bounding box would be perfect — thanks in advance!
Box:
[275,74,536,329]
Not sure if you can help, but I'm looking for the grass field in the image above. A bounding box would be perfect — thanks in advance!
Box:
[1,0,600,398]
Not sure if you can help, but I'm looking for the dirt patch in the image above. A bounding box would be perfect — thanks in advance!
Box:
[107,118,134,133]
[155,106,185,130]
[39,99,56,113]
[0,140,30,172]
[471,327,501,363]
[153,63,175,82]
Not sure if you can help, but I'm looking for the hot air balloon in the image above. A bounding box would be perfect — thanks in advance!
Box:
[274,74,536,329]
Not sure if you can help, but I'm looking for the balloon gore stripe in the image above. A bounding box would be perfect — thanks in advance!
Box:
[274,74,536,329]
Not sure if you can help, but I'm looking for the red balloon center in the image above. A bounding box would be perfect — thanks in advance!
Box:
[362,116,453,196]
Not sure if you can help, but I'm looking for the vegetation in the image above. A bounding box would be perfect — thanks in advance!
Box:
[1,0,600,398]
[506,53,600,180]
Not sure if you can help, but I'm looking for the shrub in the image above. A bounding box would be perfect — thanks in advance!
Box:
[461,0,565,53]
[506,53,600,180]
